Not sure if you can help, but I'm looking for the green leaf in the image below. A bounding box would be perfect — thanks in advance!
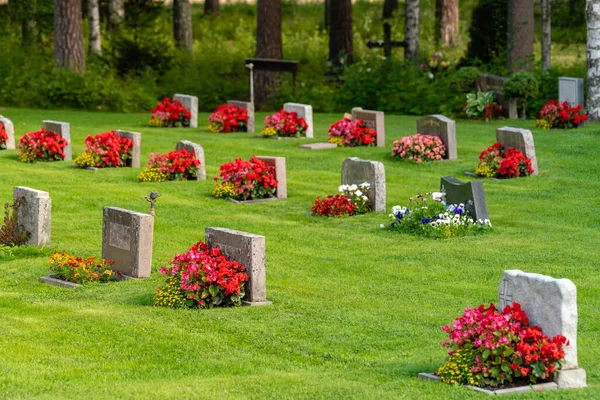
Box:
[501,362,510,372]
[209,285,219,296]
[491,367,500,378]
[482,349,491,359]
[503,348,514,357]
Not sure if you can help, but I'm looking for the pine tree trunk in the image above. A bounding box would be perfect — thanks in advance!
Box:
[542,0,551,72]
[436,0,459,47]
[54,0,86,73]
[88,0,102,56]
[255,0,283,109]
[329,0,354,66]
[587,0,600,120]
[174,0,194,53]
[507,0,534,71]
[108,0,124,31]
[404,0,420,62]
[204,0,221,16]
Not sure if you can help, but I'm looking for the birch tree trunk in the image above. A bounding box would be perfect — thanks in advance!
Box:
[587,0,600,120]
[436,0,459,47]
[255,0,282,108]
[174,0,194,53]
[542,0,551,72]
[329,0,354,66]
[404,0,420,62]
[507,0,534,71]
[108,0,124,31]
[54,0,86,73]
[88,0,102,56]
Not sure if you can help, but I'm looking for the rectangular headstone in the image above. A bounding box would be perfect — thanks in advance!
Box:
[496,127,538,176]
[205,227,270,306]
[440,176,488,221]
[227,100,255,133]
[42,120,71,161]
[256,156,287,199]
[341,157,386,212]
[283,102,313,138]
[175,140,206,180]
[102,207,154,278]
[416,115,457,160]
[13,186,51,247]
[476,74,518,119]
[559,77,585,107]
[298,142,337,150]
[115,130,141,168]
[0,115,15,150]
[351,107,385,147]
[499,270,586,389]
[173,94,198,128]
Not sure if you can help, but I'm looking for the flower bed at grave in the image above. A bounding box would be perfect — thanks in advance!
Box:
[18,128,68,163]
[462,92,503,120]
[207,104,249,133]
[48,251,120,284]
[327,115,377,147]
[137,149,200,182]
[391,134,446,163]
[149,97,191,128]
[154,240,248,309]
[74,131,133,168]
[436,302,568,388]
[213,156,278,201]
[535,100,587,129]
[0,122,7,150]
[385,192,491,239]
[262,110,308,138]
[475,143,533,179]
[312,183,371,216]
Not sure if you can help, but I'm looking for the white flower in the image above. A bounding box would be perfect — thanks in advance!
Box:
[362,196,368,201]
[432,192,444,201]
[349,184,358,191]
[338,185,346,192]
[355,190,362,197]
[380,224,385,228]
[359,182,371,189]
[428,72,434,80]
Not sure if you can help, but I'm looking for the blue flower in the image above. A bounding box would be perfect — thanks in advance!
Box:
[391,223,396,228]
[396,212,403,220]
[421,217,431,224]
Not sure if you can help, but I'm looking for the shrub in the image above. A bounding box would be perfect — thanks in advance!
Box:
[504,71,539,116]
[536,100,587,129]
[0,197,30,246]
[137,149,200,182]
[149,97,191,128]
[327,116,377,147]
[18,128,68,163]
[475,143,534,179]
[207,104,249,133]
[48,251,120,284]
[391,134,446,163]
[262,110,308,137]
[213,156,278,201]
[74,131,134,168]
[451,67,482,93]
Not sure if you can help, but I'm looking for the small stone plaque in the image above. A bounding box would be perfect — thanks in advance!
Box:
[176,140,206,180]
[42,120,71,161]
[298,142,337,150]
[416,115,457,160]
[173,94,198,128]
[0,115,15,150]
[441,176,488,221]
[14,186,51,247]
[351,107,385,147]
[496,127,538,176]
[115,130,141,168]
[227,100,255,133]
[341,157,386,212]
[283,102,313,138]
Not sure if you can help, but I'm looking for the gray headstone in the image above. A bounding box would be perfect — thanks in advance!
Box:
[175,140,206,180]
[440,176,488,221]
[42,120,71,161]
[205,227,271,306]
[341,157,386,212]
[13,186,51,247]
[115,130,141,168]
[559,77,585,107]
[499,270,586,389]
[283,102,313,138]
[256,156,287,199]
[298,142,337,150]
[227,100,255,133]
[0,115,15,150]
[496,127,538,176]
[102,207,154,278]
[476,74,517,120]
[351,107,385,147]
[416,115,457,160]
[173,94,198,128]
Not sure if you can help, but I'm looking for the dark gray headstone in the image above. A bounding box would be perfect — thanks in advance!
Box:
[440,176,488,221]
[558,77,585,107]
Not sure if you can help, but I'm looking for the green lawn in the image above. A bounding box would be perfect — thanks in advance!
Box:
[0,108,599,399]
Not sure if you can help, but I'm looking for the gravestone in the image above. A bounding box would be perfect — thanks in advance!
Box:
[476,74,518,119]
[416,115,457,160]
[227,100,255,133]
[283,102,313,138]
[341,157,386,212]
[13,186,51,247]
[496,127,538,176]
[440,176,488,221]
[499,270,586,389]
[173,94,198,128]
[115,130,141,168]
[351,107,385,147]
[205,227,271,306]
[102,207,154,278]
[256,156,287,199]
[298,142,337,150]
[0,115,15,150]
[42,120,71,161]
[559,77,585,107]
[176,140,206,180]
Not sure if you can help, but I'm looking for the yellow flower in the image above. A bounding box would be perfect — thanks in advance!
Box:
[261,127,277,137]
[328,137,344,147]
[104,270,112,275]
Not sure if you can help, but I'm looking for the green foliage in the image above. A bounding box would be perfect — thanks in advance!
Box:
[503,71,539,110]
[528,69,561,117]
[460,0,508,69]
[451,67,481,93]
[464,91,495,118]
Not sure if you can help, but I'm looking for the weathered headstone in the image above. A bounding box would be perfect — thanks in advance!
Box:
[102,207,154,278]
[175,140,206,180]
[283,102,313,138]
[0,115,15,150]
[499,270,586,389]
[440,176,488,221]
[42,120,71,161]
[416,115,457,160]
[227,100,255,133]
[13,186,51,247]
[115,130,141,168]
[496,127,538,176]
[476,74,518,119]
[351,107,385,147]
[298,142,337,150]
[559,77,585,107]
[205,227,271,306]
[341,157,386,212]
[256,156,287,199]
[173,94,198,128]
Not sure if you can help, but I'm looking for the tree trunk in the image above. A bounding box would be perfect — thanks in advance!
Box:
[21,0,37,47]
[255,0,282,109]
[383,0,398,19]
[325,0,331,28]
[507,0,534,72]
[587,0,600,121]
[174,0,194,53]
[404,0,420,62]
[88,0,102,56]
[108,0,124,31]
[436,0,459,47]
[542,0,551,72]
[204,0,221,16]
[383,0,398,58]
[54,0,86,73]
[329,0,354,66]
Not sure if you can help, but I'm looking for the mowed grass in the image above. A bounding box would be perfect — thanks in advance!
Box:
[0,108,599,399]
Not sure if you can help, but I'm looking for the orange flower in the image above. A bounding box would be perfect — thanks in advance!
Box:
[91,273,99,279]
